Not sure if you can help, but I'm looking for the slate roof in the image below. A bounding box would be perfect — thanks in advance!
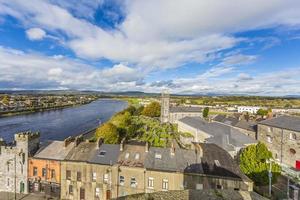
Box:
[258,115,300,132]
[170,106,202,113]
[198,143,249,180]
[213,114,256,132]
[145,147,201,173]
[89,144,120,165]
[117,142,148,168]
[65,142,96,162]
[179,117,257,152]
[33,140,74,160]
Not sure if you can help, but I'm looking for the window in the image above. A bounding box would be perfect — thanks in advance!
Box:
[148,177,154,188]
[119,176,125,186]
[267,127,272,133]
[162,179,168,190]
[214,160,221,167]
[33,167,38,176]
[135,153,140,160]
[103,173,109,183]
[130,177,137,188]
[290,133,297,140]
[42,168,47,177]
[92,172,97,181]
[7,178,10,186]
[125,153,130,159]
[217,185,223,189]
[77,172,82,181]
[7,164,9,172]
[155,153,162,159]
[267,135,272,143]
[95,187,100,198]
[196,184,203,190]
[290,148,296,155]
[69,185,73,195]
[66,170,71,180]
[99,151,106,157]
[51,169,55,179]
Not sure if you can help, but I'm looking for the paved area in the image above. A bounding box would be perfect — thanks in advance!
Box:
[0,192,55,200]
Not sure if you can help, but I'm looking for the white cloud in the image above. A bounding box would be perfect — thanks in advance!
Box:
[26,28,46,40]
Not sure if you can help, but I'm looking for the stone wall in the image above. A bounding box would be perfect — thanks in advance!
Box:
[258,124,300,169]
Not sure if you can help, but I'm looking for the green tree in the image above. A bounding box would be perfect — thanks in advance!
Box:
[256,109,268,116]
[202,107,209,118]
[239,142,281,186]
[141,102,161,117]
[95,123,119,144]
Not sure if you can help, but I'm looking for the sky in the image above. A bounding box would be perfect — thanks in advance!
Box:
[0,0,300,96]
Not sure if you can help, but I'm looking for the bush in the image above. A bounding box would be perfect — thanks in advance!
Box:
[141,102,161,117]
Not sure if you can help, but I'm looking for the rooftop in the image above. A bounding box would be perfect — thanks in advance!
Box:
[118,142,147,168]
[89,144,120,165]
[33,140,73,160]
[170,106,202,113]
[258,115,300,132]
[179,117,257,152]
[65,141,96,162]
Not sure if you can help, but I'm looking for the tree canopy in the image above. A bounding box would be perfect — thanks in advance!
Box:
[202,107,209,118]
[141,102,161,117]
[256,109,269,116]
[95,122,119,144]
[239,142,281,186]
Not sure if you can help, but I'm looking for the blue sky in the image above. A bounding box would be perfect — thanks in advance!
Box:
[0,0,300,95]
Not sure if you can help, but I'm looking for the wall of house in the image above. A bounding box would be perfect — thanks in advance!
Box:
[258,124,300,169]
[60,161,118,200]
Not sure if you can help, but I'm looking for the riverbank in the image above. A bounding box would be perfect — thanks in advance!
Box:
[0,99,98,118]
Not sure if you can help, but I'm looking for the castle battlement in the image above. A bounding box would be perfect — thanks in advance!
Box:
[14,132,40,141]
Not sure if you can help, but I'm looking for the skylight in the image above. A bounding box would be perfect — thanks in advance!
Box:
[155,153,162,159]
[99,151,106,157]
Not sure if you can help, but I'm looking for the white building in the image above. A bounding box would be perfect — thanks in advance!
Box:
[238,106,261,114]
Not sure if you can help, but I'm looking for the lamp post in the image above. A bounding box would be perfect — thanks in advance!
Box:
[267,159,273,198]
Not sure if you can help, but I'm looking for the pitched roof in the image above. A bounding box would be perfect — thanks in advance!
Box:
[145,147,200,173]
[198,143,249,181]
[179,117,257,152]
[117,142,147,168]
[89,144,120,165]
[65,142,96,162]
[213,114,256,132]
[170,106,202,113]
[258,115,300,132]
[33,140,74,160]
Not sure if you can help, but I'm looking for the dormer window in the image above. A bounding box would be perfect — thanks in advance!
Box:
[267,135,272,143]
[125,153,130,159]
[155,153,162,159]
[290,133,297,140]
[99,151,106,157]
[135,153,140,160]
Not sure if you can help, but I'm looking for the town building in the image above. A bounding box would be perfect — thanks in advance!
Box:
[28,137,74,198]
[213,114,257,139]
[161,92,202,124]
[237,106,261,114]
[257,115,300,177]
[60,138,121,200]
[178,117,257,157]
[0,132,40,194]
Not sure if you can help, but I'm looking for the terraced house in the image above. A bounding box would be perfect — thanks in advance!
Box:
[60,139,253,200]
[28,137,74,198]
[258,115,300,177]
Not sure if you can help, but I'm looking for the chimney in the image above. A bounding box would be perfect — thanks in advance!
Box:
[120,138,125,151]
[63,136,73,148]
[194,143,203,163]
[170,142,175,156]
[145,142,149,153]
[96,138,103,149]
[74,135,83,147]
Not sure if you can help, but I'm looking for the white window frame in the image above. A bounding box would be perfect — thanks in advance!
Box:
[103,173,109,183]
[130,177,137,188]
[290,133,297,140]
[162,179,168,190]
[135,153,140,160]
[148,177,154,189]
[119,175,125,186]
[125,153,130,159]
[95,187,100,198]
[92,172,97,181]
[267,135,272,143]
[196,183,203,190]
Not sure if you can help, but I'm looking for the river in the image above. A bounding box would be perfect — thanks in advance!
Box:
[0,99,127,142]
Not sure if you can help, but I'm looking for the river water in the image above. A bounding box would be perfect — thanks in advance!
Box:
[0,99,127,142]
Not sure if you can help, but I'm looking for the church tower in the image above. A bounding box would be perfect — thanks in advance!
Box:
[160,91,170,123]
